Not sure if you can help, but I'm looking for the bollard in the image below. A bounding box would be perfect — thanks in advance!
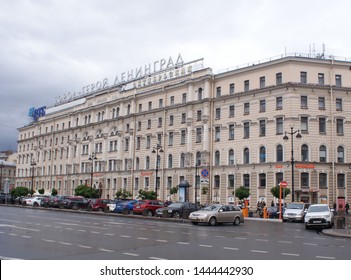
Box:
[263,207,268,219]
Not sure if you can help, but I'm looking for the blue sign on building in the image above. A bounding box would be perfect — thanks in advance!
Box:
[28,106,46,122]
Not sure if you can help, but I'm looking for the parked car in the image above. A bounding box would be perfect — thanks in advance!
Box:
[304,204,334,229]
[0,194,13,204]
[22,196,48,207]
[283,202,310,222]
[43,195,70,208]
[88,198,112,212]
[106,199,124,212]
[114,200,138,214]
[58,196,90,210]
[267,206,279,218]
[155,202,198,218]
[189,204,244,226]
[132,200,164,216]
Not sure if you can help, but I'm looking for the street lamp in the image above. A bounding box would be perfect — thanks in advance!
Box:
[283,127,302,202]
[152,144,163,199]
[30,160,36,196]
[88,152,97,190]
[0,161,4,193]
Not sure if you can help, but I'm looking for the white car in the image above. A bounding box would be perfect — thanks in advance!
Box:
[22,196,46,207]
[304,204,334,229]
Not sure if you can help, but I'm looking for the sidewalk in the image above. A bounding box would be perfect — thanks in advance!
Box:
[322,228,351,238]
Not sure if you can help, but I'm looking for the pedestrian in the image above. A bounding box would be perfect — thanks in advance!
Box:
[271,200,275,207]
[346,202,349,215]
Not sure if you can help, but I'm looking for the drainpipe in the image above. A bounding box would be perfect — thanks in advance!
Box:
[329,56,335,203]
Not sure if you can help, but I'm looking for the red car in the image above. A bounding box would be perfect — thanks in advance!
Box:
[132,200,164,216]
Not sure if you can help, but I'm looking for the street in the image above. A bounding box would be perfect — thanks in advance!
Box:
[0,206,350,260]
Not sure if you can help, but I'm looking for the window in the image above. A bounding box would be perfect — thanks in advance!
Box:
[276,145,283,162]
[243,174,250,188]
[168,154,173,168]
[243,122,250,138]
[229,105,235,117]
[147,119,151,129]
[276,72,282,85]
[276,172,283,186]
[137,121,142,131]
[244,103,250,115]
[276,97,283,110]
[216,86,221,97]
[198,88,203,100]
[259,100,266,112]
[335,74,342,86]
[214,151,220,166]
[168,132,174,146]
[276,117,283,134]
[146,135,151,149]
[148,101,152,111]
[170,96,174,106]
[243,148,250,164]
[301,96,308,108]
[146,156,150,169]
[196,127,202,143]
[259,76,265,89]
[124,138,129,151]
[229,124,235,140]
[318,73,325,85]
[300,71,307,84]
[319,173,327,189]
[318,97,325,110]
[229,83,235,95]
[180,130,186,144]
[197,110,202,121]
[214,175,220,188]
[196,152,201,166]
[228,149,235,165]
[301,173,309,188]
[244,80,250,92]
[180,153,185,168]
[169,115,174,126]
[301,144,309,161]
[228,174,235,188]
[259,146,266,163]
[319,145,327,162]
[182,93,187,104]
[319,117,326,133]
[138,104,142,113]
[301,117,308,132]
[337,146,344,163]
[158,117,162,128]
[215,126,221,141]
[259,173,266,188]
[337,174,345,189]
[159,98,163,108]
[336,119,344,134]
[336,98,343,111]
[259,120,266,136]
[181,113,186,123]
[215,108,221,119]
[136,137,141,150]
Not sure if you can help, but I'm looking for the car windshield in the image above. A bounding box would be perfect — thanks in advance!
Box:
[286,203,304,209]
[168,203,184,208]
[308,205,329,213]
[203,205,221,211]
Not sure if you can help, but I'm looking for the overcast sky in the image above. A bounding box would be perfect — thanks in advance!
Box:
[1,0,351,151]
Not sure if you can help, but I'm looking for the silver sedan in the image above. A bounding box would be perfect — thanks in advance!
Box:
[189,204,244,226]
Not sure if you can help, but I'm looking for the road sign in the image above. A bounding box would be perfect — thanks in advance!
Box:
[280,181,288,188]
[201,168,209,178]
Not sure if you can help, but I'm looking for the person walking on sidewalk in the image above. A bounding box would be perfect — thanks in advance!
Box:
[345,202,349,214]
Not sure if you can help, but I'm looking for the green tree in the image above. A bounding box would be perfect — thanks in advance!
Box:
[234,186,250,200]
[51,188,58,196]
[38,188,45,195]
[170,186,178,195]
[137,189,156,200]
[270,186,291,199]
[10,187,29,197]
[74,184,100,198]
[115,189,133,199]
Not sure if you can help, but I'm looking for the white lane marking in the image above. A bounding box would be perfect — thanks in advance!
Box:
[0,255,24,260]
[121,235,131,238]
[165,231,175,233]
[137,237,149,240]
[198,244,213,248]
[0,224,39,232]
[293,236,304,238]
[177,242,189,245]
[156,239,168,243]
[223,247,239,251]
[91,231,100,234]
[251,250,268,254]
[21,235,32,239]
[77,244,92,249]
[282,253,300,257]
[255,239,269,242]
[215,235,225,238]
[77,229,87,232]
[316,256,335,259]
[42,239,56,243]
[235,237,247,240]
[149,257,167,260]
[99,248,114,252]
[8,233,18,236]
[104,233,115,236]
[152,229,160,232]
[123,252,140,257]
[65,228,74,230]
[58,241,73,246]
[278,241,292,244]
[303,243,317,246]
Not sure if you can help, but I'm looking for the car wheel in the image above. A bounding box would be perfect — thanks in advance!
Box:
[147,210,153,216]
[22,201,27,206]
[209,216,217,226]
[173,211,180,219]
[191,222,198,225]
[282,219,287,222]
[33,202,39,207]
[233,217,241,226]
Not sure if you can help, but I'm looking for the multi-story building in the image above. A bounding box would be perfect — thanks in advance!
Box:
[16,53,351,209]
[0,159,16,193]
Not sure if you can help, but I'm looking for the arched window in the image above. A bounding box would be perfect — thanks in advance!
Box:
[135,157,140,170]
[276,144,283,162]
[180,153,185,168]
[244,148,250,164]
[319,145,327,162]
[112,108,116,118]
[259,146,266,163]
[228,149,235,165]
[168,154,173,168]
[215,151,220,166]
[116,107,120,118]
[301,144,309,161]
[146,156,150,169]
[337,146,344,163]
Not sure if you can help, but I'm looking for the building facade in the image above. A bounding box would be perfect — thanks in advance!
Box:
[16,53,351,209]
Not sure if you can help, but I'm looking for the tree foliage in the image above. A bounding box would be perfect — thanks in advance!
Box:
[270,186,291,199]
[74,184,100,198]
[38,188,45,195]
[115,189,133,199]
[10,187,29,197]
[170,186,178,195]
[235,186,250,200]
[137,189,156,200]
[51,188,58,196]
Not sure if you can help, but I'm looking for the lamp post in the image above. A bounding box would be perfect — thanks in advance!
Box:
[283,127,302,202]
[195,163,199,209]
[0,162,4,193]
[30,160,36,196]
[152,144,163,199]
[88,152,97,191]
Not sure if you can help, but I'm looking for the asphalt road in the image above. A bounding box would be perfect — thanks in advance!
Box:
[0,206,350,260]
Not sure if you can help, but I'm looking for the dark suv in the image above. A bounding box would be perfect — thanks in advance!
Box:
[58,196,90,210]
[132,200,164,216]
[88,198,111,212]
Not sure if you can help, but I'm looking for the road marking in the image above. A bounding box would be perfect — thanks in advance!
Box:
[123,252,140,257]
[99,248,114,252]
[149,257,167,260]
[198,244,213,248]
[137,237,149,240]
[65,228,74,230]
[215,235,225,238]
[177,242,189,245]
[165,231,175,233]
[152,229,161,232]
[278,241,292,244]
[223,247,239,251]
[104,233,115,236]
[0,224,39,232]
[8,233,18,236]
[316,256,335,260]
[77,229,87,232]
[235,237,247,240]
[255,239,269,242]
[77,244,92,249]
[156,239,168,242]
[42,239,56,243]
[59,241,73,246]
[282,253,300,257]
[91,231,100,234]
[121,235,131,238]
[251,250,268,254]
[21,235,32,239]
[293,235,304,238]
[303,243,317,246]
